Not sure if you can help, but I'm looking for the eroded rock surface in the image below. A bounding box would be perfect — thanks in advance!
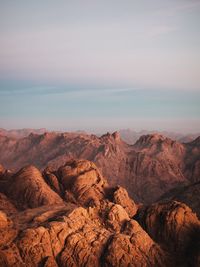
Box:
[113,186,138,217]
[6,165,63,209]
[136,201,200,266]
[0,160,199,267]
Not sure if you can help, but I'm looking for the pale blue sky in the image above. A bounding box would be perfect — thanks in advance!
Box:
[0,0,200,132]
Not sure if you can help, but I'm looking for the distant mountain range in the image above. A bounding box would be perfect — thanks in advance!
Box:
[119,128,200,144]
[0,128,47,139]
[0,129,199,204]
[0,127,199,143]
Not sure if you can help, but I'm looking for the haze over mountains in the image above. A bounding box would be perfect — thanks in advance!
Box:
[1,128,199,143]
[119,129,200,144]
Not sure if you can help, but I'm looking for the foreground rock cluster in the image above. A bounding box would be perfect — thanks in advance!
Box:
[0,160,199,266]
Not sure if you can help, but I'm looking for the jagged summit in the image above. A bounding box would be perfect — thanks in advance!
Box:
[100,131,121,140]
[112,131,121,141]
[134,133,174,147]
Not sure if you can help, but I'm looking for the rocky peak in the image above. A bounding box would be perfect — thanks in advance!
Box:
[134,133,167,147]
[112,131,121,142]
[189,135,200,146]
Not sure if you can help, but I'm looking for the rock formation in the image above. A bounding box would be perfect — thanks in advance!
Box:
[135,201,200,266]
[0,160,199,266]
[159,181,200,218]
[4,165,63,209]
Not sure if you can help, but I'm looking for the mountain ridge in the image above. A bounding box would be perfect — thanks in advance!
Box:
[0,131,199,204]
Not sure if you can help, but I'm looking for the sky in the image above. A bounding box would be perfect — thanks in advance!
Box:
[0,0,200,133]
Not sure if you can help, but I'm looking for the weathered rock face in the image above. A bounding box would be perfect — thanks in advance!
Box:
[5,165,63,209]
[0,202,170,267]
[0,160,199,266]
[0,131,199,204]
[44,159,108,206]
[112,186,138,217]
[104,219,172,267]
[0,193,17,216]
[159,181,200,219]
[136,201,200,266]
[0,211,18,248]
[58,160,108,206]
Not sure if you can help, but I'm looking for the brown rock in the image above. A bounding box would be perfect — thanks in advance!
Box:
[104,219,171,267]
[136,201,200,266]
[0,193,17,216]
[0,160,199,266]
[0,211,17,248]
[159,181,200,218]
[107,203,129,232]
[0,243,25,267]
[16,226,54,267]
[7,165,63,209]
[113,186,138,217]
[57,159,108,206]
[43,169,63,196]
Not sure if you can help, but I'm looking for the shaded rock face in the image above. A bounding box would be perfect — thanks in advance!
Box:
[0,193,17,216]
[0,160,199,267]
[159,181,200,219]
[0,131,200,204]
[135,201,200,266]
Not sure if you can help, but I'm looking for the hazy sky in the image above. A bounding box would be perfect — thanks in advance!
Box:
[0,0,200,133]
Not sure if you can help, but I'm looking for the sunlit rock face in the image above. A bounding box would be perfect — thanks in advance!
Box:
[0,160,199,267]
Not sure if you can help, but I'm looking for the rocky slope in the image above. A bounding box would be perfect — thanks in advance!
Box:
[0,159,199,267]
[159,181,200,218]
[0,131,199,203]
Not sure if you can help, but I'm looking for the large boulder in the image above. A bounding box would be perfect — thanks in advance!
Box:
[57,159,108,206]
[7,165,63,209]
